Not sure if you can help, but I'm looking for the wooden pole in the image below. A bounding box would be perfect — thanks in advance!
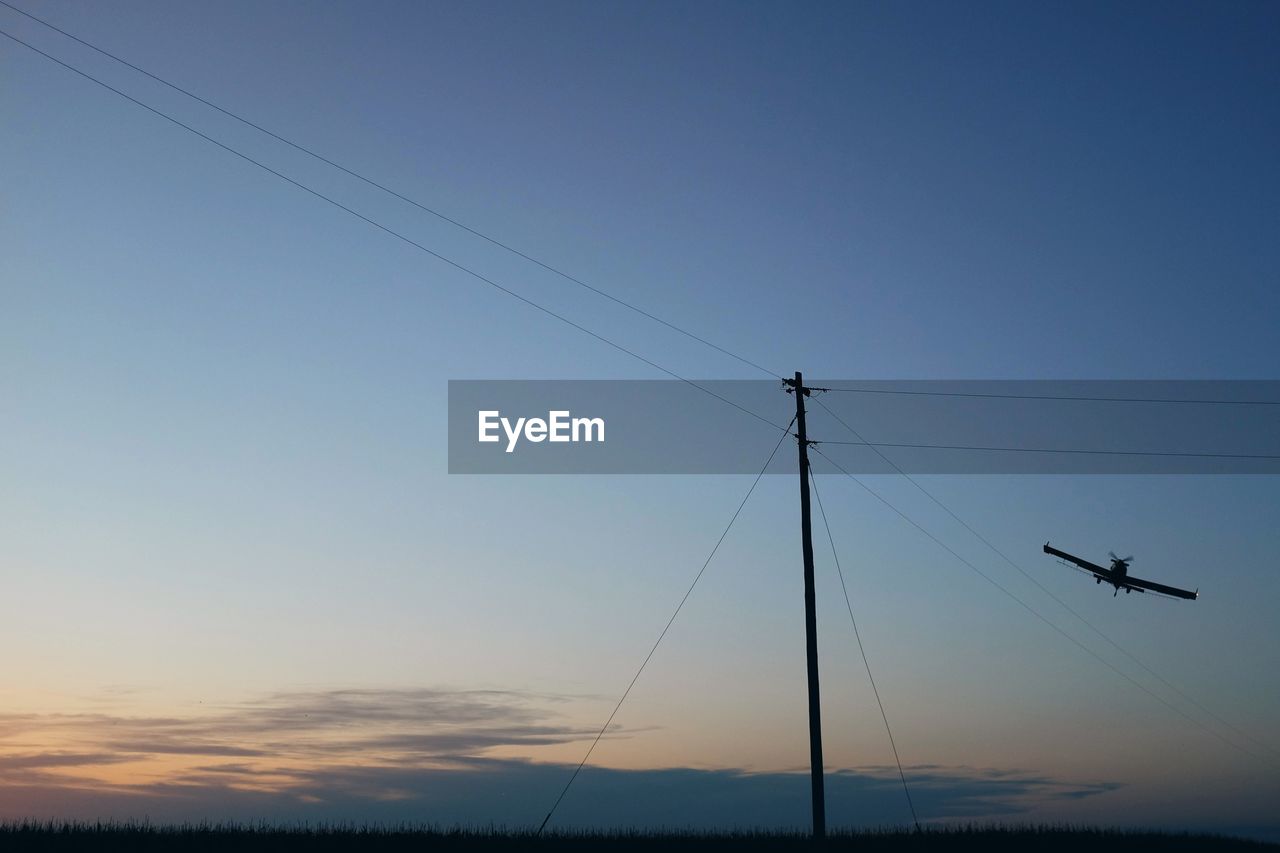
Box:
[792,370,826,838]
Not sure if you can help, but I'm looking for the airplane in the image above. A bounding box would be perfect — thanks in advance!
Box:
[1043,543,1198,600]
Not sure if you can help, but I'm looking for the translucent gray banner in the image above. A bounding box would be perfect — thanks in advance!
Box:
[447,381,1280,474]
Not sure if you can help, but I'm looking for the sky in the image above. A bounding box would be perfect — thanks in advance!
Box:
[2,0,1279,840]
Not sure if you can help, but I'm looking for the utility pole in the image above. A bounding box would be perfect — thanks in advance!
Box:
[786,371,826,838]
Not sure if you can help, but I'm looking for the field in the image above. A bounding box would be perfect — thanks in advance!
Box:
[1,824,1275,852]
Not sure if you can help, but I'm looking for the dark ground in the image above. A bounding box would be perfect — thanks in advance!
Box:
[1,825,1275,852]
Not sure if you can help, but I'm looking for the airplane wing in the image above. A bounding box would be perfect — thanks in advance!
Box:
[1121,575,1198,600]
[1043,543,1113,578]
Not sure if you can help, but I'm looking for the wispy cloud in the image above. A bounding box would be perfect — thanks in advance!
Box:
[0,688,590,763]
[0,687,1120,828]
[0,752,135,770]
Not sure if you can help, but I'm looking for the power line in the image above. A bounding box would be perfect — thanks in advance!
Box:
[0,0,785,382]
[0,28,784,434]
[811,396,1280,762]
[823,387,1280,406]
[809,470,921,832]
[815,439,1280,461]
[537,418,795,834]
[808,445,1277,770]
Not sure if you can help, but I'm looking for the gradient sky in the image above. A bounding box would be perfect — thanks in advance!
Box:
[2,0,1278,840]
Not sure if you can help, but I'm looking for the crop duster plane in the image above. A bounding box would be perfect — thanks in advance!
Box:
[1043,543,1198,600]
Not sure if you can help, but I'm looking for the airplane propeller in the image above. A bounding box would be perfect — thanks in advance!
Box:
[1109,551,1134,564]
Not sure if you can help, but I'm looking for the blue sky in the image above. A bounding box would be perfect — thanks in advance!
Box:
[2,0,1278,839]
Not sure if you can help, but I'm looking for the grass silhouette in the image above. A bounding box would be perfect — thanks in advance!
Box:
[1,823,1275,851]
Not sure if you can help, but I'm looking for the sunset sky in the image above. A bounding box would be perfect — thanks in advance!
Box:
[2,0,1278,840]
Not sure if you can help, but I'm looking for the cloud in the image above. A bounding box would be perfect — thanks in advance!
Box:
[0,687,1120,829]
[0,752,136,770]
[0,688,591,764]
[0,756,1120,828]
